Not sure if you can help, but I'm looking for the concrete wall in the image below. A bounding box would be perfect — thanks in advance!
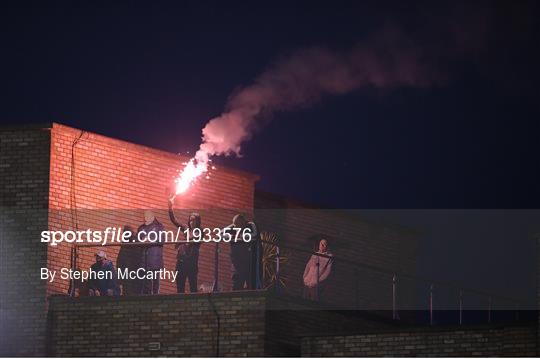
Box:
[0,124,51,356]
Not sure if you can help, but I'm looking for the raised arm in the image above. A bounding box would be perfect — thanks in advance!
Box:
[168,199,186,231]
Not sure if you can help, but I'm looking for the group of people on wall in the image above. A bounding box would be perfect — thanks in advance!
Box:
[81,200,333,301]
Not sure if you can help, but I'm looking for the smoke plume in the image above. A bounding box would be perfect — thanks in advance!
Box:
[174,28,457,195]
[194,30,440,165]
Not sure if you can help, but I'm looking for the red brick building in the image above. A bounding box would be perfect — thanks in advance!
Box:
[46,123,259,296]
[8,122,417,300]
[1,123,535,357]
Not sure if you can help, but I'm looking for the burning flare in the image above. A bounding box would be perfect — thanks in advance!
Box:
[173,151,209,196]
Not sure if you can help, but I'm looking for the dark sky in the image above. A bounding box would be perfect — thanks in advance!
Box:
[1,1,539,304]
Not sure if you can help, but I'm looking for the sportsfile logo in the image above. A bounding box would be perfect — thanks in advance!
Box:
[40,226,253,246]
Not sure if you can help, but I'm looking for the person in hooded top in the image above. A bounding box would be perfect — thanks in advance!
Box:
[168,198,202,293]
[303,239,333,301]
[88,250,119,296]
[229,214,261,290]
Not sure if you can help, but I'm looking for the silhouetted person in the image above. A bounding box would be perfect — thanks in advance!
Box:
[116,225,142,295]
[88,250,119,296]
[168,198,201,293]
[230,214,260,290]
[68,267,89,297]
[138,211,164,294]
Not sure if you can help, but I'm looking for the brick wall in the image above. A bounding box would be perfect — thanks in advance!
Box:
[47,123,259,296]
[47,291,396,357]
[1,122,260,355]
[255,192,419,311]
[48,291,267,357]
[0,124,51,356]
[43,122,419,304]
[301,324,537,357]
[264,295,398,356]
[2,122,536,357]
[47,290,539,357]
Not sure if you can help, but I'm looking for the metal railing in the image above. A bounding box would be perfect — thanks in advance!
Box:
[266,240,527,325]
[67,237,528,326]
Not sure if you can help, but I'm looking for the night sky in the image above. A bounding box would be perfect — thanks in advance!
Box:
[1,1,539,304]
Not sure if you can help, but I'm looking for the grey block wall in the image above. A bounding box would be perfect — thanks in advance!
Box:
[0,125,51,356]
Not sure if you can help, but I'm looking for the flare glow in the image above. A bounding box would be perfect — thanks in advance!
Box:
[174,156,208,195]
